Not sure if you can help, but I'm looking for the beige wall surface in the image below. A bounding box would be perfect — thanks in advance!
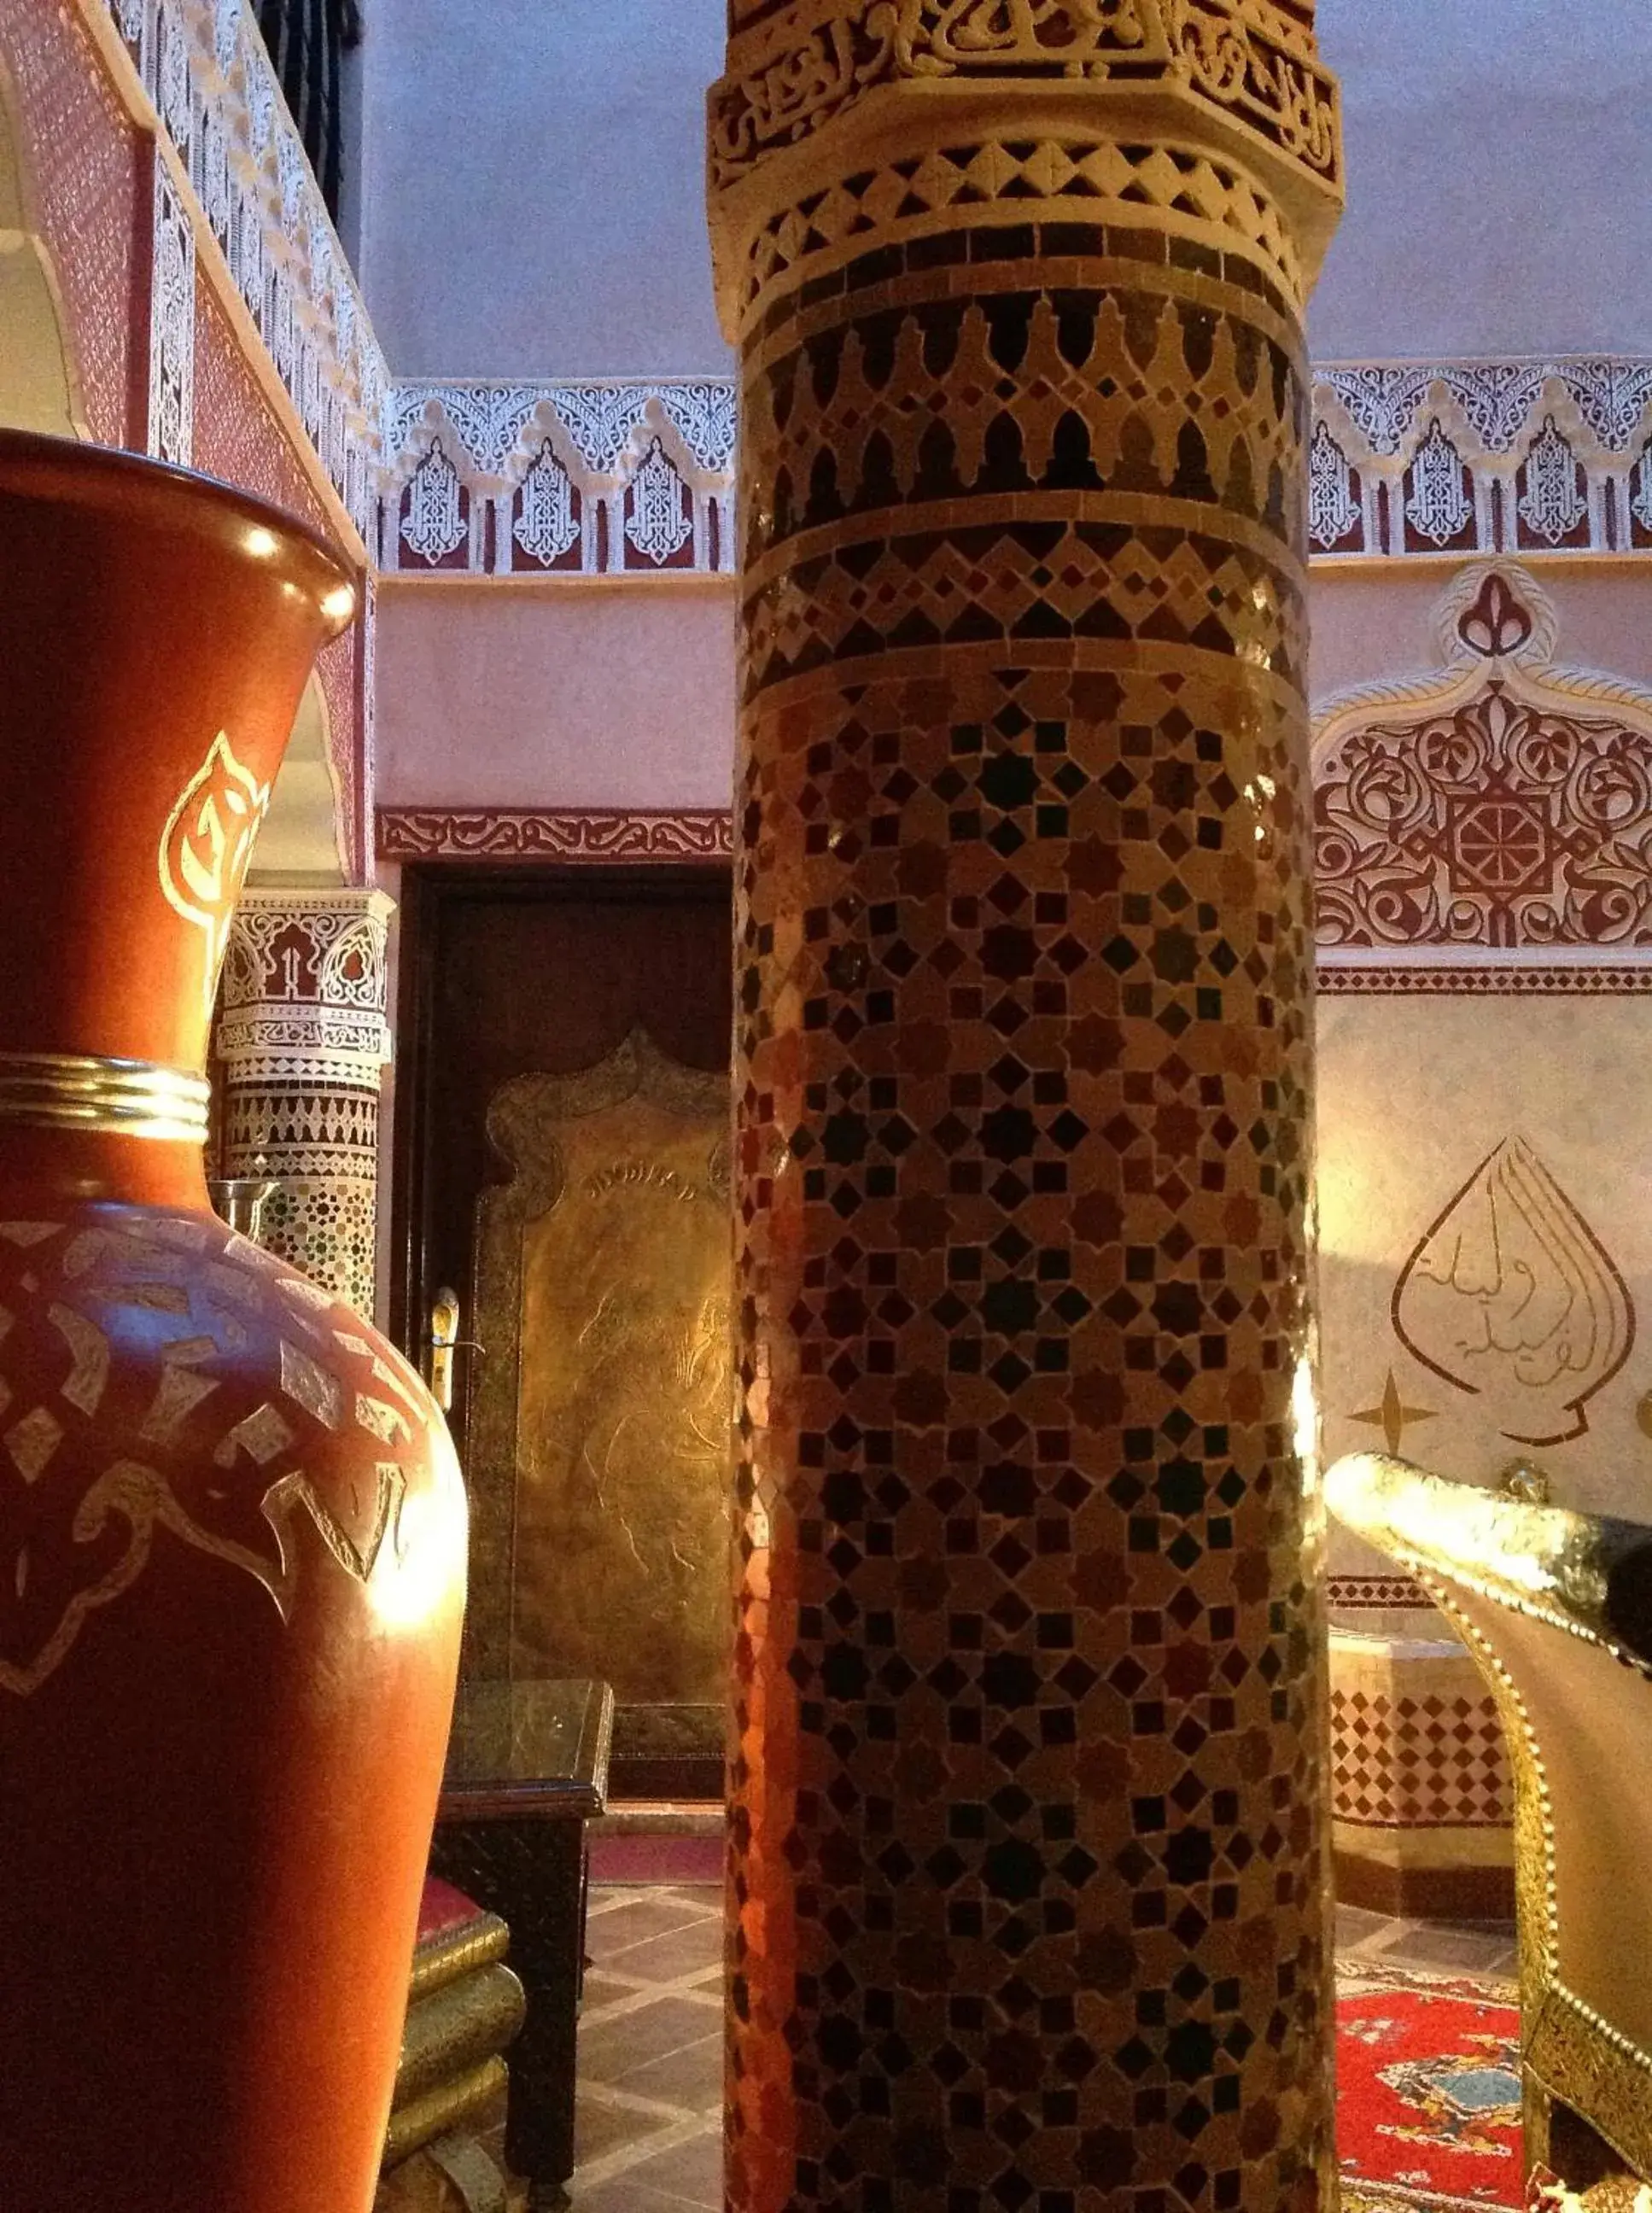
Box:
[1319,993,1652,1538]
[373,580,738,810]
[356,0,731,378]
[1311,0,1652,358]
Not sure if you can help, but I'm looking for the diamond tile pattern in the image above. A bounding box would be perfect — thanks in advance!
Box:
[737,141,1306,324]
[1331,1687,1510,1830]
[727,129,1333,2213]
[571,1883,722,2213]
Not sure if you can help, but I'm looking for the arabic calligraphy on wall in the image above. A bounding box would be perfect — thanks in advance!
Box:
[1392,1135,1634,1445]
[710,0,1341,191]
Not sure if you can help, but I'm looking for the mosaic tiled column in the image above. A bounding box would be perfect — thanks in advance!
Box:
[710,9,1343,2211]
[215,887,393,1317]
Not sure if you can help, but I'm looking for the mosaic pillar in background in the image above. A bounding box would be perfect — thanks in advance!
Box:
[215,887,393,1317]
[709,8,1344,2211]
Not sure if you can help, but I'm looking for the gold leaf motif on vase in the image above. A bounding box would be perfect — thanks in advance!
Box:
[1392,1136,1634,1446]
[158,732,271,1009]
[0,1215,447,1697]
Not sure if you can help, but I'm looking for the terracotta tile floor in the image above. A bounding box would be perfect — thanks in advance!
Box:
[570,1885,722,2213]
[566,1889,1518,2209]
[1334,1902,1518,1979]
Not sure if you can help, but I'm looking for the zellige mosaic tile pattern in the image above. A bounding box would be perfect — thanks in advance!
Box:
[714,17,1345,2213]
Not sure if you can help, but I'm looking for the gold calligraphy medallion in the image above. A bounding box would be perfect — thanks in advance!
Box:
[1392,1136,1635,1446]
[159,732,271,1008]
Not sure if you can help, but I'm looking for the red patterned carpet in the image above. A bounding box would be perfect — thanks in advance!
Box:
[1337,1960,1523,2213]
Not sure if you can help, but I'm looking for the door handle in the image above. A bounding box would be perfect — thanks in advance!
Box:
[426,1286,488,1413]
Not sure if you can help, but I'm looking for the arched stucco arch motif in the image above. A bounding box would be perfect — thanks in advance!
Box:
[498,400,593,575]
[251,672,349,886]
[1313,562,1652,980]
[0,55,85,440]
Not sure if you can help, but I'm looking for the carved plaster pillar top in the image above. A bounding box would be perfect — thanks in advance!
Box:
[215,886,394,1317]
[217,885,394,1078]
[709,0,1344,345]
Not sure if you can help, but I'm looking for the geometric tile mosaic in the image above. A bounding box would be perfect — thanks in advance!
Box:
[567,1885,1520,2212]
[570,1887,1520,2213]
[1330,1689,1510,1831]
[722,107,1339,2213]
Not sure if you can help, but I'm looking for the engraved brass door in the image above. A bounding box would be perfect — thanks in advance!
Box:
[389,867,733,1796]
[470,1036,731,1781]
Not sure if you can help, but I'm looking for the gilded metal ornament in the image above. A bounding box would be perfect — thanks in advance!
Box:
[0,1049,211,1144]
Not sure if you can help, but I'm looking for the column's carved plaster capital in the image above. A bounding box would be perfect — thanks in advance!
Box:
[233,885,398,928]
[709,0,1342,336]
[218,887,395,1071]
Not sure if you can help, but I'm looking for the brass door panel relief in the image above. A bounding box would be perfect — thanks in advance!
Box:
[466,1031,731,1769]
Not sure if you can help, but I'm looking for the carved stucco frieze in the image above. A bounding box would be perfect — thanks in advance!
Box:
[374,809,734,864]
[147,156,196,466]
[101,0,388,549]
[378,382,738,576]
[709,0,1341,196]
[377,363,1652,575]
[1311,362,1652,558]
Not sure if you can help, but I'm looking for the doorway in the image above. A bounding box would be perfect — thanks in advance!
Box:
[391,864,733,1799]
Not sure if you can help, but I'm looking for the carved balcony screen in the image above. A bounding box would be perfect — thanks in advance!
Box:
[254,0,359,216]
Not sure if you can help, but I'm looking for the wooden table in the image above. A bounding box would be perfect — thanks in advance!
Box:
[428,1679,614,2210]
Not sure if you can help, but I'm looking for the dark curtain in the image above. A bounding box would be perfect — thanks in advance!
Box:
[255,0,361,220]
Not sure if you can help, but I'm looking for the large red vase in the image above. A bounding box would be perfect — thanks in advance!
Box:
[0,431,467,2210]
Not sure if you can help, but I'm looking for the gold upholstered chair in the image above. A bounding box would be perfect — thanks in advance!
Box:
[1326,1451,1652,2196]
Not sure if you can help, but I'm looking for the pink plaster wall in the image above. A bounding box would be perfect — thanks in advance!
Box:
[1311,562,1652,713]
[372,580,738,810]
[375,563,1650,826]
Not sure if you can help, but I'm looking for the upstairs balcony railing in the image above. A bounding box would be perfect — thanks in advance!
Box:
[253,0,359,219]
